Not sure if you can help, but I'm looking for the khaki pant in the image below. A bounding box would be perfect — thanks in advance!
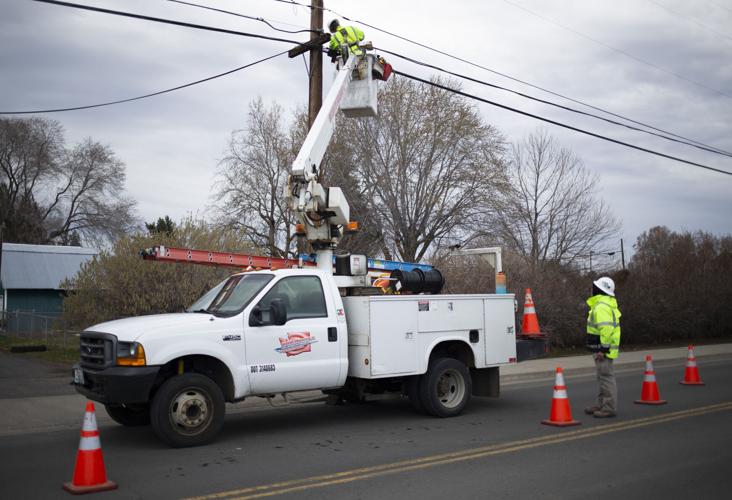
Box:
[595,356,617,413]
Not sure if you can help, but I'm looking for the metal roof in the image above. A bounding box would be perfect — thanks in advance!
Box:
[1,243,99,290]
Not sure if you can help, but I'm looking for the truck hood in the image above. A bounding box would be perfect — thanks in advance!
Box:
[85,313,217,342]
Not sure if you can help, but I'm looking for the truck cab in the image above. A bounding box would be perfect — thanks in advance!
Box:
[74,269,348,447]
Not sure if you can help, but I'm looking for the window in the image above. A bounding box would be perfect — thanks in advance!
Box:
[258,276,328,321]
[206,274,274,317]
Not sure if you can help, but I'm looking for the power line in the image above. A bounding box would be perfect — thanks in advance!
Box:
[32,0,302,45]
[378,47,732,159]
[647,0,732,44]
[167,0,318,34]
[0,50,288,114]
[269,0,729,156]
[394,70,732,177]
[500,0,732,100]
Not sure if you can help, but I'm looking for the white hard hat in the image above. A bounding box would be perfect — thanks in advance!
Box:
[593,276,615,296]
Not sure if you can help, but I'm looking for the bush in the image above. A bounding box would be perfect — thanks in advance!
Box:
[62,219,255,329]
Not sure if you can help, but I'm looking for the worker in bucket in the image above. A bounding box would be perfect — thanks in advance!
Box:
[327,19,365,60]
[584,276,622,418]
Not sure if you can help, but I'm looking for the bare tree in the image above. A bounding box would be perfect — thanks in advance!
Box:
[331,77,508,262]
[0,117,137,246]
[489,130,620,269]
[214,99,296,257]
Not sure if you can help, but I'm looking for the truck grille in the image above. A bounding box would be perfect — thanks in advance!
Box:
[79,332,115,369]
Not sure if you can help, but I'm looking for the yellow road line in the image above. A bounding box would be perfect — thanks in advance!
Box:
[186,401,732,500]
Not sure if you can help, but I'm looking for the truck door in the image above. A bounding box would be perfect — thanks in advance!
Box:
[245,275,341,394]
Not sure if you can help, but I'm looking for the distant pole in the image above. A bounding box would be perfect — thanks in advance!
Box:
[308,0,323,131]
[589,251,593,274]
[620,238,626,270]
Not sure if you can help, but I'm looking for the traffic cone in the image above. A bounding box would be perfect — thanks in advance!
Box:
[635,355,667,405]
[63,401,118,495]
[521,288,541,336]
[541,367,581,427]
[680,345,705,385]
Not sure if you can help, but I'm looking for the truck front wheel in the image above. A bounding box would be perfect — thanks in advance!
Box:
[105,404,150,426]
[150,373,225,447]
[419,358,472,417]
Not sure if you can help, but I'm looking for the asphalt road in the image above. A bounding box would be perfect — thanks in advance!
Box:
[0,357,731,500]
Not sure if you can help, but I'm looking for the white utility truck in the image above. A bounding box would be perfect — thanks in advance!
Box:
[72,46,518,447]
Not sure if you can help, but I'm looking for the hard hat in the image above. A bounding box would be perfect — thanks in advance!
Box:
[328,19,340,33]
[593,276,615,296]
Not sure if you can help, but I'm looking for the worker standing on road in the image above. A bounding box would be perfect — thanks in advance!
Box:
[584,276,621,418]
[327,19,365,60]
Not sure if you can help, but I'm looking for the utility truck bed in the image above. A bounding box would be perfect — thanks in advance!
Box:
[343,294,517,379]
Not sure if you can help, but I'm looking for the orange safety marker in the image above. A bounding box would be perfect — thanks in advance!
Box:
[63,401,118,495]
[541,367,581,427]
[521,288,541,336]
[635,355,667,405]
[680,345,705,385]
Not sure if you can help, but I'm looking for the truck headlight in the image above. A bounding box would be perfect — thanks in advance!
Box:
[116,342,146,366]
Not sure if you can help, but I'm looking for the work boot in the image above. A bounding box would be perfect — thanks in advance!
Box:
[593,410,617,418]
[584,406,600,415]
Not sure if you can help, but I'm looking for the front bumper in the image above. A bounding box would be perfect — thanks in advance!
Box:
[72,364,160,405]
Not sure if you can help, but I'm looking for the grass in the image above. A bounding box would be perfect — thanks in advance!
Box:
[0,333,80,366]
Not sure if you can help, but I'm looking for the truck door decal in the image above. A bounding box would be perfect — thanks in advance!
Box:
[275,332,318,356]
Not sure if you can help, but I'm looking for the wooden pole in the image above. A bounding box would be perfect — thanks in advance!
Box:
[308,0,324,130]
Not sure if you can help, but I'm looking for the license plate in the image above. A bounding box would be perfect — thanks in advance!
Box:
[73,367,85,385]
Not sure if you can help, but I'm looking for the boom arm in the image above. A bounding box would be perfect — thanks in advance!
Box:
[290,56,357,180]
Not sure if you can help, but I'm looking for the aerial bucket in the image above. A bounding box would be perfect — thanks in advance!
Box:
[341,54,378,117]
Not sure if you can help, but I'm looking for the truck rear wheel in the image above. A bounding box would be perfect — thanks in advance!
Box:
[419,358,472,417]
[105,404,150,426]
[150,373,225,448]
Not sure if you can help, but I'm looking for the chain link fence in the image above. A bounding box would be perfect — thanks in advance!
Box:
[0,310,81,348]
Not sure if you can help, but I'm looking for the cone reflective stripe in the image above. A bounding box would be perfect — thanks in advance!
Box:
[63,401,118,495]
[521,288,541,336]
[541,367,580,427]
[635,355,667,405]
[680,345,705,385]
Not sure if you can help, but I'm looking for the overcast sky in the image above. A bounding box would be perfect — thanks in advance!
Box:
[2,0,731,265]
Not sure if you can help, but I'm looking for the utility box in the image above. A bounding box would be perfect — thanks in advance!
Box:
[341,55,378,118]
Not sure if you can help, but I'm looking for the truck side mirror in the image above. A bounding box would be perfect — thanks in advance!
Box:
[249,305,263,327]
[269,298,287,326]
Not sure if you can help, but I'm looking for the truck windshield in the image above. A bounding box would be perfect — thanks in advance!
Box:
[187,279,227,313]
[205,274,274,317]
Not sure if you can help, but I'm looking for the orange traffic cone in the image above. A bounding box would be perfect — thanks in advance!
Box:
[635,355,667,405]
[63,401,118,495]
[521,288,541,336]
[541,367,581,427]
[680,345,705,385]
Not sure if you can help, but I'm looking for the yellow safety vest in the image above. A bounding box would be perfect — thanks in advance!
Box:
[586,294,621,359]
[329,26,365,55]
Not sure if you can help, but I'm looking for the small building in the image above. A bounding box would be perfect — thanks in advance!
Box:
[0,243,99,316]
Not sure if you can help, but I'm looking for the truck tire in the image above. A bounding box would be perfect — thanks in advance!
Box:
[419,358,472,418]
[405,376,426,413]
[105,404,150,426]
[150,373,225,448]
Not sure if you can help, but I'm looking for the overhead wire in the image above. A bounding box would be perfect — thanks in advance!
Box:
[646,0,732,44]
[500,0,732,100]
[166,0,318,34]
[394,70,732,177]
[31,0,302,45]
[377,47,732,159]
[267,0,730,156]
[0,50,288,114]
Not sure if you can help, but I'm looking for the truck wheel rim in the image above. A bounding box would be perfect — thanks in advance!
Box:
[170,388,212,435]
[436,369,465,409]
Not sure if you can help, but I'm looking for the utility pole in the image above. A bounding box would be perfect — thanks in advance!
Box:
[307,0,324,130]
[589,250,593,274]
[620,238,626,270]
